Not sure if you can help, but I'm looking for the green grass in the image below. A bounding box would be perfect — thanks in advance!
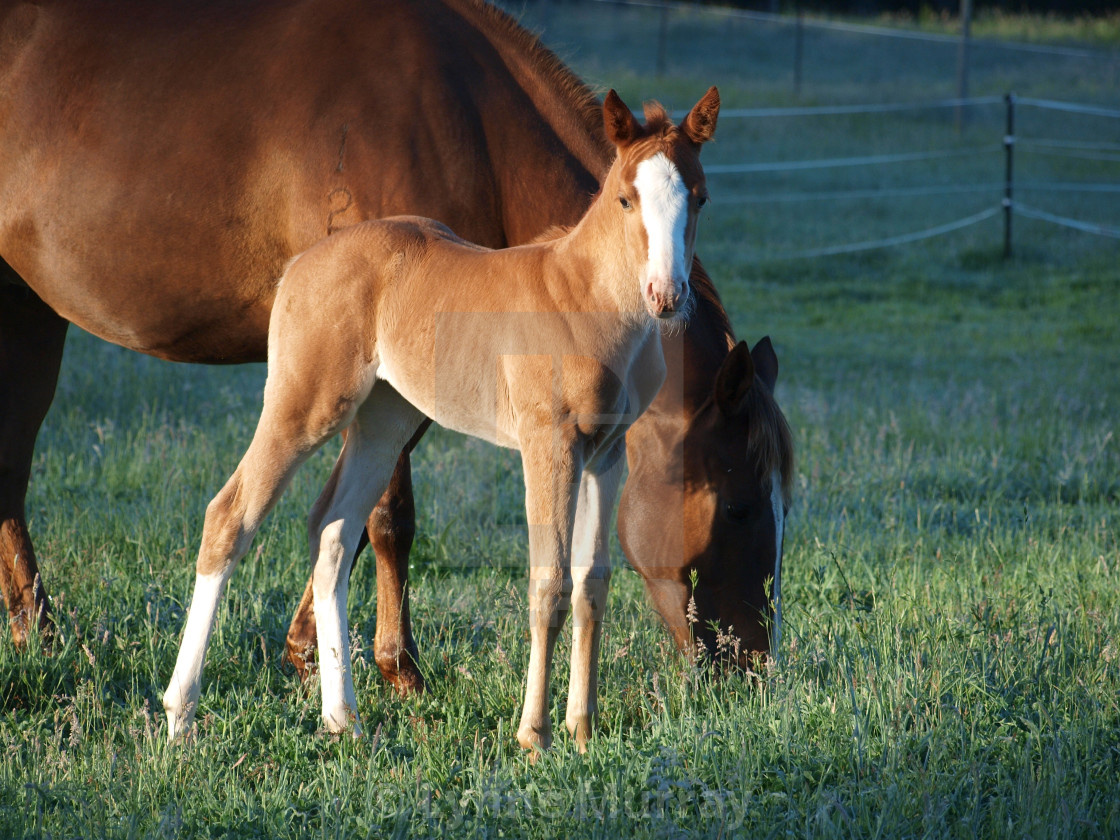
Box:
[3,7,1120,838]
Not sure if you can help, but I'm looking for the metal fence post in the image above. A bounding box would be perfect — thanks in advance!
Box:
[794,9,804,98]
[656,3,669,78]
[955,0,973,131]
[1003,92,1016,258]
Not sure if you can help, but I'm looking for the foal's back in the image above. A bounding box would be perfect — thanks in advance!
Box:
[272,216,659,450]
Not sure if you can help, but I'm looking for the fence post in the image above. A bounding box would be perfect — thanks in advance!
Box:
[955,0,973,131]
[656,3,669,77]
[794,8,804,98]
[1003,93,1016,259]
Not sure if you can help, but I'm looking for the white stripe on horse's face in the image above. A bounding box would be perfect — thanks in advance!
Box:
[634,153,690,311]
[770,469,785,662]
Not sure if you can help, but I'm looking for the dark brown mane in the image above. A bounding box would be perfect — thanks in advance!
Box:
[744,384,795,505]
[449,0,608,164]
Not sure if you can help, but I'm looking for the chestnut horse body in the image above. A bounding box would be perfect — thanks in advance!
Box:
[0,0,792,687]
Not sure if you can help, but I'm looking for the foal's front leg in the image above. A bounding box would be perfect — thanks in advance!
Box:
[516,427,583,753]
[565,447,624,751]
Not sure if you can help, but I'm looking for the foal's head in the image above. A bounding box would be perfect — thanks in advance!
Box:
[600,87,719,321]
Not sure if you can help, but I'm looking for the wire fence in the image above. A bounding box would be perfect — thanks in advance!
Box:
[590,0,1114,58]
[690,95,1120,260]
[564,0,1120,105]
[514,0,1120,261]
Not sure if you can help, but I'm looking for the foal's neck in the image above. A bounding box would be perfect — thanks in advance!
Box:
[548,181,647,322]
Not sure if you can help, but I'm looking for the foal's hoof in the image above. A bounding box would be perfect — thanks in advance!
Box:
[565,715,595,754]
[322,708,363,738]
[516,724,552,761]
[164,709,196,744]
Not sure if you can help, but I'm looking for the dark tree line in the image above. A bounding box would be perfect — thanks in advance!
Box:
[700,0,1116,15]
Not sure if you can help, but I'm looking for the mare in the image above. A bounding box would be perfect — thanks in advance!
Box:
[166,89,718,750]
[0,0,793,690]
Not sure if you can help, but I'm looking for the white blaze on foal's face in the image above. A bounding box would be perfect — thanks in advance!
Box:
[634,152,691,317]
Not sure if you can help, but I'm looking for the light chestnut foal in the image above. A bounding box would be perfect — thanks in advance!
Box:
[163,87,720,751]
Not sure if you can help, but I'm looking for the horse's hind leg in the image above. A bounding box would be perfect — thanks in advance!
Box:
[369,427,430,694]
[305,385,425,734]
[0,284,68,646]
[565,445,624,751]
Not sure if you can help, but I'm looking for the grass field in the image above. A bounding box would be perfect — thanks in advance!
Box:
[2,5,1119,838]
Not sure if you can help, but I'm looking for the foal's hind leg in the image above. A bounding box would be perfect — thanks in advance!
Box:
[285,420,431,696]
[163,351,380,739]
[304,385,425,733]
[163,417,324,740]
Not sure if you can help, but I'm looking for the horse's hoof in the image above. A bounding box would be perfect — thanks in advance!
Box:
[282,636,318,685]
[385,667,425,697]
[8,607,55,652]
[376,651,425,696]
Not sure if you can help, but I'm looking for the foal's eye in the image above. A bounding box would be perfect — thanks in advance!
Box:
[619,196,633,211]
[697,196,709,209]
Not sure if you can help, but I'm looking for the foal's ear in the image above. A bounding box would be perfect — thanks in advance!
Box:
[750,336,779,392]
[681,86,720,146]
[603,89,641,147]
[714,340,755,417]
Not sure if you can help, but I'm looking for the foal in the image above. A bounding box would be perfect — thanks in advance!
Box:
[163,87,720,751]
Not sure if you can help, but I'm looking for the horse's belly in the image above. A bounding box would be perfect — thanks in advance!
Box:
[14,255,275,363]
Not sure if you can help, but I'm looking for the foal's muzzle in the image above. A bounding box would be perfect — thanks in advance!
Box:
[644,279,690,320]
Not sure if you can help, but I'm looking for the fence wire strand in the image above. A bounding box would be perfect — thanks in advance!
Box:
[707,147,995,175]
[719,184,1003,204]
[755,206,1002,261]
[1011,202,1120,239]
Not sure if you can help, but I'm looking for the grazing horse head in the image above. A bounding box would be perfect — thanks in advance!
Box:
[620,336,794,667]
[598,87,719,322]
